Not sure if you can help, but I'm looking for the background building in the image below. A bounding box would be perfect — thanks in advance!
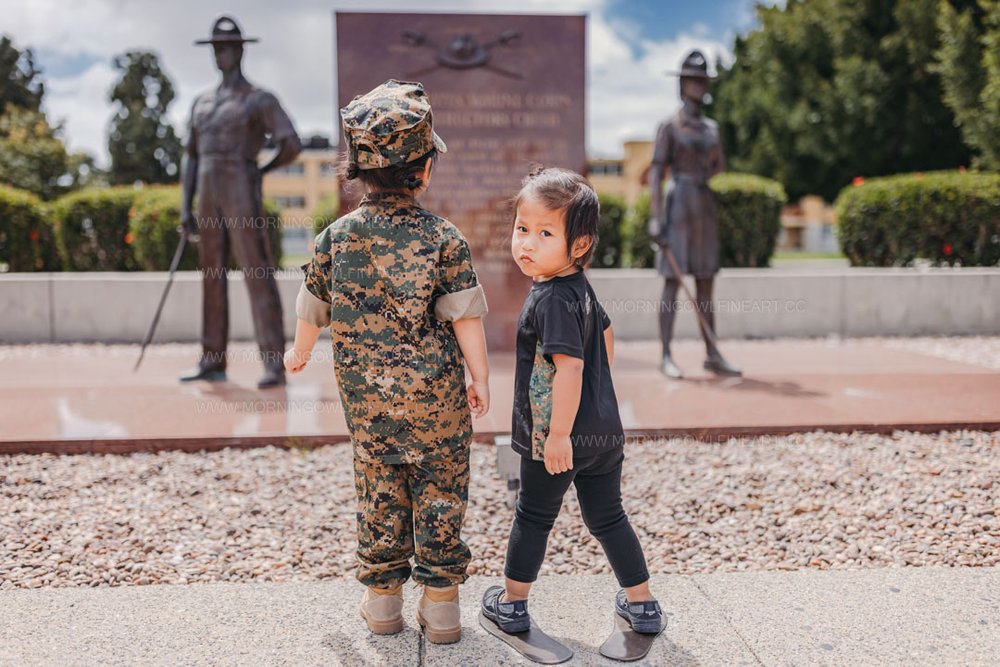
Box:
[586,140,654,206]
[778,195,839,253]
[260,135,339,229]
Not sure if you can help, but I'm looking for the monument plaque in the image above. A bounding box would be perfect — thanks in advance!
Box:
[336,12,586,349]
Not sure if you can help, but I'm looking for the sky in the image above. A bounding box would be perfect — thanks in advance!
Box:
[2,0,773,166]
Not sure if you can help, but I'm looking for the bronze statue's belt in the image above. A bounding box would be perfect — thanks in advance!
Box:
[200,153,258,164]
[671,173,710,185]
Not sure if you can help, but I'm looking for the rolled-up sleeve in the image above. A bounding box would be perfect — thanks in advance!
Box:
[434,229,488,322]
[296,231,333,328]
[435,283,488,321]
[296,281,331,328]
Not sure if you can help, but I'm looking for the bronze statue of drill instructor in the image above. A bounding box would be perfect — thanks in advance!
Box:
[179,16,303,389]
[648,50,741,380]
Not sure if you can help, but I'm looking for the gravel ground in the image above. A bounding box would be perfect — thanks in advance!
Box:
[875,335,1000,369]
[2,430,996,590]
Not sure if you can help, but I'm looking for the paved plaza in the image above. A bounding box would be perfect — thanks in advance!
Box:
[1,336,998,454]
[1,568,997,666]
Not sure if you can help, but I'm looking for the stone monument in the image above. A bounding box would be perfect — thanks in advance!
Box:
[336,12,586,350]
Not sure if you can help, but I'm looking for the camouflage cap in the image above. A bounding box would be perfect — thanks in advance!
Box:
[341,79,447,170]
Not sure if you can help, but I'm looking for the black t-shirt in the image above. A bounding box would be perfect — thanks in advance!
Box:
[511,270,625,460]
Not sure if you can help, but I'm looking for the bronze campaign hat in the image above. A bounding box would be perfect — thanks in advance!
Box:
[664,50,713,78]
[195,15,259,45]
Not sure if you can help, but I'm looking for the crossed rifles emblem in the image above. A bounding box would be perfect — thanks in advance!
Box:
[402,29,523,79]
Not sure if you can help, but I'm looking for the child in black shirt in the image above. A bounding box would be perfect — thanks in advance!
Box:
[481,167,664,635]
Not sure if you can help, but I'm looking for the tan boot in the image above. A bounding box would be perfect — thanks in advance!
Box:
[359,587,404,635]
[416,586,461,644]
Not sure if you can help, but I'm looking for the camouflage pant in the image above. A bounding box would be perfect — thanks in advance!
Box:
[352,453,471,589]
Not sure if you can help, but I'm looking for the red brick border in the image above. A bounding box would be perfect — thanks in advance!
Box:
[2,421,998,456]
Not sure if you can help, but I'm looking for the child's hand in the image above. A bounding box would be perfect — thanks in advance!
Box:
[284,348,310,374]
[543,434,573,475]
[467,380,490,418]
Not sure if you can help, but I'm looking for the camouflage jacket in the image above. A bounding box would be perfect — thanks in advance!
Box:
[296,191,488,463]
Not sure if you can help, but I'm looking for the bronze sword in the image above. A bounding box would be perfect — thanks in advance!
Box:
[133,228,192,372]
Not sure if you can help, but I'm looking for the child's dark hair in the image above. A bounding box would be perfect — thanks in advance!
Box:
[342,149,437,192]
[515,166,600,268]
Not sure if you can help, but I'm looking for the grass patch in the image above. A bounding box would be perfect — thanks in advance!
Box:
[772,251,847,261]
[281,252,311,270]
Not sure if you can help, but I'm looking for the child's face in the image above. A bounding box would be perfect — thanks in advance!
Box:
[512,195,577,280]
[413,158,433,197]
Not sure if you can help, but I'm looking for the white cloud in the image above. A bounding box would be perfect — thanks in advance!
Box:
[43,60,118,158]
[4,0,731,164]
[587,14,731,157]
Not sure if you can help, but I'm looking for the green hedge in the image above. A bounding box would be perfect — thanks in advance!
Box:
[711,173,787,268]
[615,172,786,269]
[52,187,139,271]
[836,171,1000,267]
[623,192,655,268]
[130,186,198,271]
[52,186,286,273]
[265,199,285,268]
[130,186,284,271]
[0,186,60,271]
[593,193,626,268]
[311,194,340,239]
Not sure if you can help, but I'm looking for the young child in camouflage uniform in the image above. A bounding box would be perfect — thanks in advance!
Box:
[284,79,490,645]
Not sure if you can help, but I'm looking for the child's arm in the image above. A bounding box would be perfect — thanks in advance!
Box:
[285,318,322,373]
[452,317,490,417]
[434,229,490,416]
[286,232,333,374]
[545,354,584,475]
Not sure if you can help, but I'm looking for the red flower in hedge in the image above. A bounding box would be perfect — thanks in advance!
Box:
[852,176,864,187]
[128,207,137,219]
[943,243,953,256]
[29,230,40,242]
[124,231,135,245]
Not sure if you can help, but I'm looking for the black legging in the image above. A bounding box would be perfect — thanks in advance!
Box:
[504,447,650,588]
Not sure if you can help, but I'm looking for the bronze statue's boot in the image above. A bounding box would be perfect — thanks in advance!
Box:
[660,355,684,380]
[704,353,742,376]
[257,367,286,389]
[179,364,227,383]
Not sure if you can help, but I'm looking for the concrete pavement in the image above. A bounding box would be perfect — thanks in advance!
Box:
[2,567,997,666]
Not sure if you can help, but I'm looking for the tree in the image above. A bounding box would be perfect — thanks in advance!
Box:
[0,106,69,199]
[934,0,1000,169]
[0,35,44,115]
[708,0,974,201]
[107,51,181,185]
[0,35,95,199]
[594,193,627,267]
